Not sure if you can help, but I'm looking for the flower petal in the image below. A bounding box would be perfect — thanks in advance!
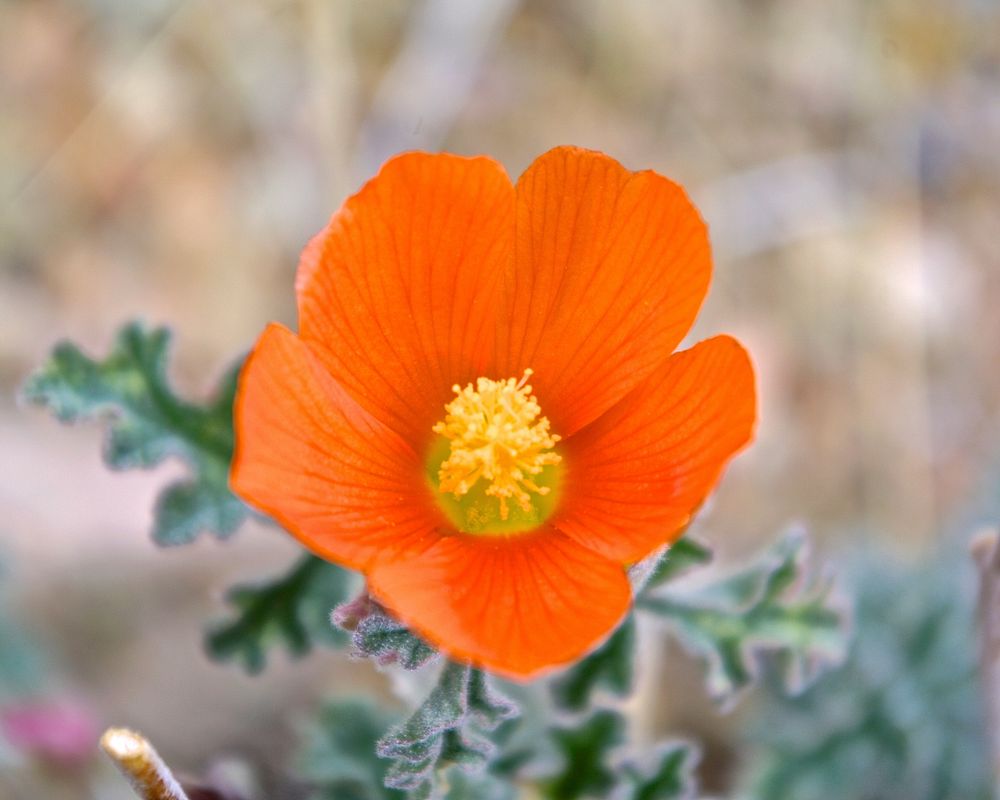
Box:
[497,146,711,435]
[296,152,514,448]
[553,335,756,563]
[367,530,631,679]
[231,323,440,571]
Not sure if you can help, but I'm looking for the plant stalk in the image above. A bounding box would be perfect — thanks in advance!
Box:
[100,727,190,800]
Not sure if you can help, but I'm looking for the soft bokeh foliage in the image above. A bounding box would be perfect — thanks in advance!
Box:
[4,1,999,797]
[740,549,992,800]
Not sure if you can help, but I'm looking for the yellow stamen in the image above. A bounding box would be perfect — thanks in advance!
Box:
[432,370,561,520]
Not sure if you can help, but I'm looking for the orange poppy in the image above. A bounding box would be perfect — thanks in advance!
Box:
[231,146,756,679]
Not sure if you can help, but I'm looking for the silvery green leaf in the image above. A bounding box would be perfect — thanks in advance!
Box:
[23,322,247,545]
[346,603,437,670]
[205,554,352,674]
[617,742,698,800]
[640,529,848,706]
[543,710,624,800]
[641,538,712,590]
[378,663,518,799]
[551,615,636,712]
[739,547,991,800]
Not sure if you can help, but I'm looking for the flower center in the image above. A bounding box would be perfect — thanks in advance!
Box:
[429,370,563,534]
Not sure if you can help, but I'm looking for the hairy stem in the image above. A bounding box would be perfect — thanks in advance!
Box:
[100,728,189,800]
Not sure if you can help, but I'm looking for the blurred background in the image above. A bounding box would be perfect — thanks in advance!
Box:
[2,0,999,797]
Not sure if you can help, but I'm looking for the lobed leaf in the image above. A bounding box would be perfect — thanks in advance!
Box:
[542,710,700,800]
[551,615,636,712]
[618,743,698,800]
[22,322,247,545]
[543,710,624,800]
[205,554,353,674]
[641,538,713,590]
[378,662,519,799]
[639,529,848,706]
[342,601,438,671]
[739,547,992,800]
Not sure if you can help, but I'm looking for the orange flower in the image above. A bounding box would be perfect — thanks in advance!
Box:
[231,146,756,679]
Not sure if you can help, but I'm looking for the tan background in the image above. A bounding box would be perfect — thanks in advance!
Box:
[2,0,999,796]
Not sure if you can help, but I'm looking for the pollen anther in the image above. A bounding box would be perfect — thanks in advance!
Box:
[433,369,562,520]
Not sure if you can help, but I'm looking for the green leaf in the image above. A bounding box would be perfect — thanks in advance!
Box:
[551,615,636,711]
[299,698,405,800]
[378,663,519,799]
[542,710,700,800]
[465,669,520,731]
[642,538,713,590]
[22,322,247,545]
[205,554,353,674]
[543,710,624,800]
[640,529,848,706]
[154,479,246,546]
[739,546,992,800]
[540,706,700,800]
[620,743,698,800]
[347,604,437,670]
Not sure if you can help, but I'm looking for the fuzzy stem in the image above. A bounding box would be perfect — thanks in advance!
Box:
[100,728,189,800]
